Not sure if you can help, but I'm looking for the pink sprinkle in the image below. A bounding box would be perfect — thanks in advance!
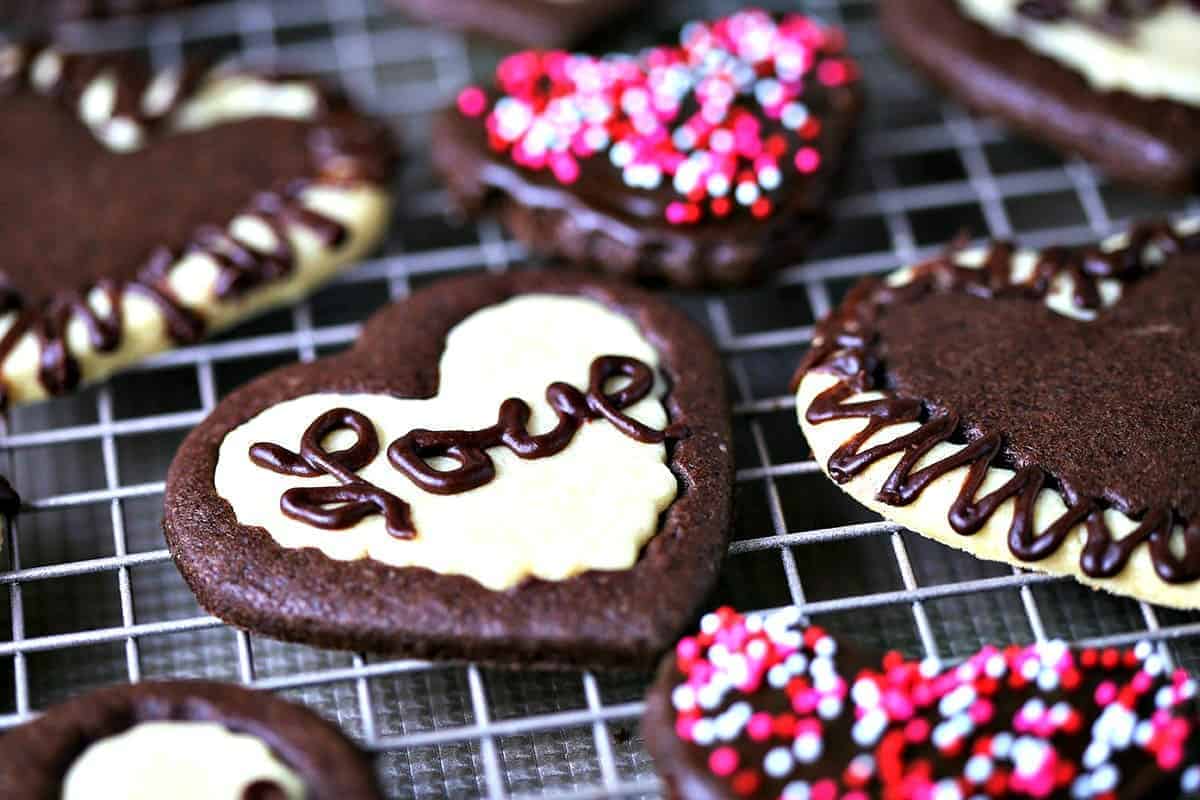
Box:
[1095,681,1117,706]
[708,746,739,777]
[811,779,837,800]
[675,716,695,741]
[1159,742,1184,770]
[665,201,691,225]
[794,147,821,174]
[676,637,700,663]
[456,86,487,117]
[969,699,994,724]
[746,712,773,742]
[549,153,580,184]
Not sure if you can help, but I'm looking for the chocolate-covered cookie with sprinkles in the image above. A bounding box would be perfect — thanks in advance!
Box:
[434,9,863,288]
[643,606,1200,799]
[0,42,395,407]
[0,680,381,799]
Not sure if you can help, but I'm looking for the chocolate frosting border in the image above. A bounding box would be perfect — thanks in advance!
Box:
[794,219,1200,591]
[163,271,733,670]
[0,42,397,406]
[0,680,381,799]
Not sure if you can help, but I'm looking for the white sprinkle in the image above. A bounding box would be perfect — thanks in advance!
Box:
[964,754,993,784]
[932,780,963,800]
[815,636,838,658]
[768,664,791,689]
[792,733,822,763]
[493,97,533,141]
[851,678,881,710]
[853,709,888,747]
[697,684,724,711]
[1037,667,1060,692]
[848,754,875,779]
[706,172,731,197]
[1144,655,1165,677]
[764,746,794,778]
[754,78,783,108]
[671,685,695,711]
[784,653,808,675]
[735,181,760,206]
[1071,774,1093,799]
[1082,741,1111,770]
[1050,702,1072,726]
[758,165,782,190]
[940,685,977,718]
[691,718,715,746]
[817,695,842,720]
[1182,765,1200,792]
[1091,764,1119,793]
[1134,720,1154,747]
[1134,641,1153,661]
[921,657,943,678]
[609,140,635,168]
[1012,737,1049,776]
[781,781,811,800]
[1157,686,1176,709]
[991,732,1014,759]
[781,101,808,130]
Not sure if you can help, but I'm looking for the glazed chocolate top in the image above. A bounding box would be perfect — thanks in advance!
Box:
[3,95,315,298]
[879,257,1200,519]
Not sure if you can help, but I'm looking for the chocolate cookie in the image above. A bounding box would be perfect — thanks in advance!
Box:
[881,0,1200,193]
[433,10,863,288]
[164,271,732,669]
[794,218,1200,608]
[0,680,381,799]
[643,606,1200,799]
[387,0,641,49]
[0,42,395,407]
[1,0,213,27]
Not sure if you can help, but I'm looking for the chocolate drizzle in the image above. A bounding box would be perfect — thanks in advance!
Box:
[0,43,393,407]
[249,355,683,538]
[796,219,1200,584]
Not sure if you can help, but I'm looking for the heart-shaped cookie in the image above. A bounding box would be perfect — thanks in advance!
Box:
[433,9,863,288]
[881,0,1200,193]
[164,272,732,669]
[644,606,1200,799]
[0,43,395,407]
[794,218,1200,608]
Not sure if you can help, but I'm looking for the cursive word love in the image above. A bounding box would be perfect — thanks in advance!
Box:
[248,355,684,538]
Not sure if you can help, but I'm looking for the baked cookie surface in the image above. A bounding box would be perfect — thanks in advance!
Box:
[881,0,1200,192]
[386,0,640,49]
[0,680,380,799]
[0,43,396,407]
[433,9,863,288]
[164,272,732,669]
[643,606,1200,799]
[794,218,1200,608]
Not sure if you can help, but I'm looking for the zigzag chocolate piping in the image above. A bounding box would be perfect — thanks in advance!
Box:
[795,220,1200,584]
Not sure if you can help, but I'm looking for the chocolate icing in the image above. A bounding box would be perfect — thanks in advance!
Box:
[242,779,286,800]
[797,220,1200,583]
[249,355,683,538]
[1017,0,1200,36]
[0,44,393,404]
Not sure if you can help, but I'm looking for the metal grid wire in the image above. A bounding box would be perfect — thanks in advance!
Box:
[2,0,1200,797]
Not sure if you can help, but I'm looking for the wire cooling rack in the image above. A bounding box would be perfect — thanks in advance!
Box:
[2,0,1200,797]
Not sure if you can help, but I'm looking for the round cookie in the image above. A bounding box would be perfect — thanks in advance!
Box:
[643,606,1200,799]
[0,680,381,799]
[164,272,732,669]
[881,0,1200,193]
[794,217,1200,608]
[0,42,396,407]
[433,9,863,288]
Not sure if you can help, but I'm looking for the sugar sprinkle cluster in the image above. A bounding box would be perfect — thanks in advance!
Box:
[669,607,1200,798]
[455,9,858,226]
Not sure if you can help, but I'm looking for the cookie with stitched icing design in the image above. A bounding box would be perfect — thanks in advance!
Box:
[881,0,1200,193]
[0,42,395,407]
[0,680,381,799]
[794,218,1200,609]
[164,272,732,669]
[433,9,863,288]
[386,0,642,49]
[643,606,1200,799]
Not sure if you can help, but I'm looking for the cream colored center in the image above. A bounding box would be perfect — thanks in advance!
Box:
[957,0,1200,106]
[215,295,678,592]
[62,721,306,800]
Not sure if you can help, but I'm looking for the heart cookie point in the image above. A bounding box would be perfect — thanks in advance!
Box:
[796,219,1200,608]
[165,272,732,669]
